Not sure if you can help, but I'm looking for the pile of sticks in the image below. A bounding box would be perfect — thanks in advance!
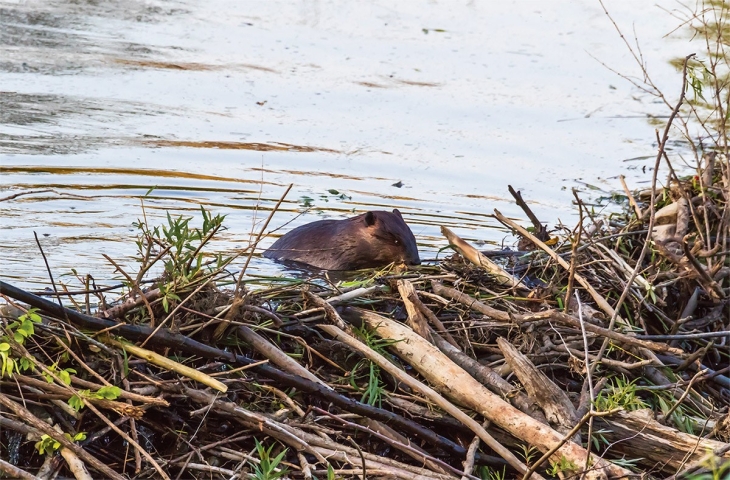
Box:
[1,154,729,480]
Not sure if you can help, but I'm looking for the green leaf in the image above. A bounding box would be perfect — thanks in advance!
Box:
[58,368,76,385]
[68,394,84,412]
[97,385,122,400]
[2,356,15,377]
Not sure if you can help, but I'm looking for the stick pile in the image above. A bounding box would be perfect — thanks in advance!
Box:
[0,156,729,479]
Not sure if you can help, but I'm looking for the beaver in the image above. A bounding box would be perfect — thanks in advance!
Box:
[263,209,420,270]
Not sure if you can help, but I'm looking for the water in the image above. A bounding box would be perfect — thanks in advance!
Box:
[1,0,694,288]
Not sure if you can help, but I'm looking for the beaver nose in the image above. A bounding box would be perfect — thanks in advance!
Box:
[405,255,420,266]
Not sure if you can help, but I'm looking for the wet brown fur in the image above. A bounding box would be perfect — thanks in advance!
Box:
[264,209,420,270]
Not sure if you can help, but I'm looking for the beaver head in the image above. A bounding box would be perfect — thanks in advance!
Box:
[263,208,420,270]
[347,209,420,270]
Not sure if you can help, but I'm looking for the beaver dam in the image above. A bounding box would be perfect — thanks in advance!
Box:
[1,145,729,480]
[2,45,730,480]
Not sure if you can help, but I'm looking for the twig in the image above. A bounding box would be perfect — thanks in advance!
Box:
[0,458,42,480]
[682,240,726,299]
[234,183,293,297]
[315,407,470,477]
[589,52,696,377]
[508,185,547,238]
[492,210,625,323]
[519,409,621,480]
[297,452,313,480]
[346,436,368,480]
[658,368,707,424]
[635,332,730,341]
[575,291,596,473]
[33,232,64,309]
[0,278,558,467]
[317,322,540,479]
[564,190,584,312]
[461,433,481,480]
[102,254,156,326]
[619,175,643,218]
[0,392,126,480]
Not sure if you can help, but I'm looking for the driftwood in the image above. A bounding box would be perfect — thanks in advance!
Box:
[596,409,730,470]
[497,338,580,440]
[341,307,631,480]
[440,226,527,290]
[317,320,537,479]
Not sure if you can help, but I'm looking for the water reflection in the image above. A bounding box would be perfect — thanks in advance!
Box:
[0,0,689,287]
[0,92,166,154]
[0,1,186,75]
[145,140,338,153]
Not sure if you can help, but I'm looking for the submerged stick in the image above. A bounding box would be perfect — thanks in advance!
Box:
[493,209,626,325]
[440,226,527,290]
[508,185,548,240]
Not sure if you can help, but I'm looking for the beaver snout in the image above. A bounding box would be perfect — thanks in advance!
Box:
[403,254,421,266]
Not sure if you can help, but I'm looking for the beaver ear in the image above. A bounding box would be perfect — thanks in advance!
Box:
[365,211,376,226]
[392,209,403,218]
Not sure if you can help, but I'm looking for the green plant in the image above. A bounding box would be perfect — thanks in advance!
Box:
[611,456,642,469]
[158,282,182,313]
[67,386,122,412]
[594,376,648,412]
[41,363,76,385]
[8,308,42,345]
[299,195,314,208]
[546,456,577,477]
[0,342,14,378]
[654,393,696,434]
[0,308,43,377]
[35,432,86,455]
[133,205,227,286]
[338,278,376,289]
[589,428,611,451]
[350,357,385,407]
[249,439,288,480]
[517,444,539,466]
[348,326,400,406]
[326,464,337,480]
[476,465,506,480]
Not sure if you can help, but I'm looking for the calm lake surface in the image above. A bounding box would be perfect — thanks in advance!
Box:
[1,0,694,288]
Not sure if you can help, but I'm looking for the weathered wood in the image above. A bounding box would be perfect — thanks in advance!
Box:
[441,226,527,290]
[343,307,632,480]
[497,338,579,440]
[596,409,730,472]
[432,333,548,424]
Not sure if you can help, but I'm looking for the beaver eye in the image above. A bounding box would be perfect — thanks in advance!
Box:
[394,239,400,245]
